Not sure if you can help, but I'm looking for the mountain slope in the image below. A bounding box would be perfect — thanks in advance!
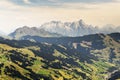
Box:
[0,33,120,80]
[21,33,120,64]
[9,26,62,39]
[0,37,97,80]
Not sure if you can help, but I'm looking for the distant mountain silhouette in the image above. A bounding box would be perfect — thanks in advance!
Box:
[9,26,62,39]
[9,20,120,39]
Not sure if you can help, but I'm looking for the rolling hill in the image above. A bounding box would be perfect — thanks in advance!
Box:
[0,33,120,80]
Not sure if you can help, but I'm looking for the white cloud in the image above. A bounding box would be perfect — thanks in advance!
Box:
[23,0,31,4]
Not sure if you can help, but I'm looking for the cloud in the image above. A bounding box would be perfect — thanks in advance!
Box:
[7,0,117,7]
[61,0,115,3]
[23,0,31,4]
[48,0,59,2]
[60,3,97,9]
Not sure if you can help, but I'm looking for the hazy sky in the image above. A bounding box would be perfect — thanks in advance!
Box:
[0,0,120,34]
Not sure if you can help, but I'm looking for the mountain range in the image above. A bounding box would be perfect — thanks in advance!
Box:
[0,19,120,80]
[9,26,62,39]
[40,20,99,36]
[0,33,120,80]
[9,19,120,39]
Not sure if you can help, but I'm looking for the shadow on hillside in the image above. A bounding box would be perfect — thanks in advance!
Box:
[8,50,51,80]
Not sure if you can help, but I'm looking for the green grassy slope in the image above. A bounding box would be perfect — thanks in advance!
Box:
[0,33,120,80]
